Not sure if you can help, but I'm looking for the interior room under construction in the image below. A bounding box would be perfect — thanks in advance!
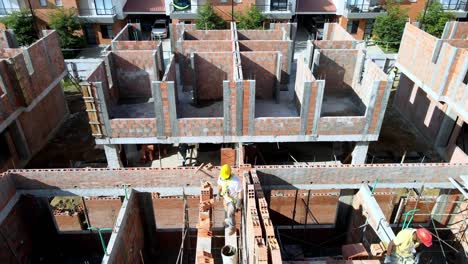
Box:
[0,163,467,263]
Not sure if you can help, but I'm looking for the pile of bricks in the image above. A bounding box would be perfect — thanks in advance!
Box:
[245,170,282,263]
[196,182,214,264]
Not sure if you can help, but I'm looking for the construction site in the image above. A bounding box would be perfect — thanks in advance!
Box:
[0,16,467,264]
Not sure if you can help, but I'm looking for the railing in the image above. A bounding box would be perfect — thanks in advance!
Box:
[78,6,116,16]
[255,2,293,12]
[0,8,21,15]
[346,3,386,13]
[440,1,468,11]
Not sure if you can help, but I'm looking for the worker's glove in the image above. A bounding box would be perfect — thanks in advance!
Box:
[383,255,392,264]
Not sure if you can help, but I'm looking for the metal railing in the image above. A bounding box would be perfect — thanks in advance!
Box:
[0,8,21,15]
[78,6,116,16]
[346,3,386,13]
[440,1,468,11]
[255,2,293,12]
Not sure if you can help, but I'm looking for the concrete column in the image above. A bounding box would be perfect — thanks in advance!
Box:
[431,189,451,224]
[351,142,369,164]
[104,144,123,168]
[435,108,458,148]
[336,189,356,232]
[275,53,282,103]
[191,53,197,104]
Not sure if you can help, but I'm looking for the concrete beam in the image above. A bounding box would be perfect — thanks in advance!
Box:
[311,80,325,137]
[300,81,312,135]
[104,144,123,168]
[354,185,395,246]
[95,82,112,137]
[236,81,243,136]
[351,142,369,164]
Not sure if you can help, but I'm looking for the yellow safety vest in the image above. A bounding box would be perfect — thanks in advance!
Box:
[220,178,236,204]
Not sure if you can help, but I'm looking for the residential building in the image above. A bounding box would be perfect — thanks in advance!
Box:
[169,0,296,24]
[0,29,68,172]
[0,0,129,45]
[394,21,468,163]
[0,163,467,262]
[80,22,392,168]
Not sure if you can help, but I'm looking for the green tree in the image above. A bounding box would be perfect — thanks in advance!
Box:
[0,10,38,46]
[236,6,265,29]
[418,1,455,38]
[49,8,85,58]
[373,1,408,52]
[196,3,226,30]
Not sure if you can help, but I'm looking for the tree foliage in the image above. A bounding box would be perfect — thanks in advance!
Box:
[417,2,455,38]
[236,6,265,29]
[49,8,85,58]
[196,3,225,30]
[373,1,408,51]
[1,10,38,46]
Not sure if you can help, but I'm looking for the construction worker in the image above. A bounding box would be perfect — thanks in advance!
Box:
[384,228,433,264]
[217,164,242,235]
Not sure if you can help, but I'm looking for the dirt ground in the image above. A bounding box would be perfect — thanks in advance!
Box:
[368,92,443,163]
[26,89,106,169]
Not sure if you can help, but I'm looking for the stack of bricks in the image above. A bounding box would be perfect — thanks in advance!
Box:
[251,170,282,264]
[196,182,214,264]
[246,184,267,263]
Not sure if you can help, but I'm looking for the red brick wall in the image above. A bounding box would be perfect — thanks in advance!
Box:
[254,117,301,136]
[84,197,122,228]
[269,190,340,225]
[109,119,157,138]
[318,117,366,135]
[240,52,278,99]
[180,41,232,87]
[106,193,145,263]
[178,118,224,137]
[393,74,445,141]
[239,40,290,82]
[0,198,33,263]
[238,30,283,40]
[195,52,233,100]
[314,40,355,49]
[112,51,156,98]
[18,84,67,155]
[185,30,232,40]
[316,49,358,91]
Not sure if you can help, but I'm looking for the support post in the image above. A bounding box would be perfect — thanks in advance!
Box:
[275,53,282,104]
[435,108,458,148]
[191,53,198,105]
[104,144,123,168]
[351,142,369,164]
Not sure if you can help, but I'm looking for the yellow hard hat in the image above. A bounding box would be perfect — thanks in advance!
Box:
[220,164,231,180]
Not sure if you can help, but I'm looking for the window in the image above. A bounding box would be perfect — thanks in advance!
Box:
[100,25,114,39]
[271,0,288,11]
[39,0,47,7]
[95,0,113,15]
[55,0,62,6]
[347,20,359,34]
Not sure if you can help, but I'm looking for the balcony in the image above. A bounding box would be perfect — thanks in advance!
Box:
[255,1,294,19]
[440,1,468,17]
[344,3,386,19]
[0,8,21,16]
[78,7,117,23]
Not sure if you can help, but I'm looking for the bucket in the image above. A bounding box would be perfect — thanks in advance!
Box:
[221,245,238,264]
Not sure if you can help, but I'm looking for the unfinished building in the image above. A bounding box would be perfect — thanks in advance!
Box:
[0,162,467,263]
[0,30,68,172]
[394,22,468,163]
[82,22,392,168]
